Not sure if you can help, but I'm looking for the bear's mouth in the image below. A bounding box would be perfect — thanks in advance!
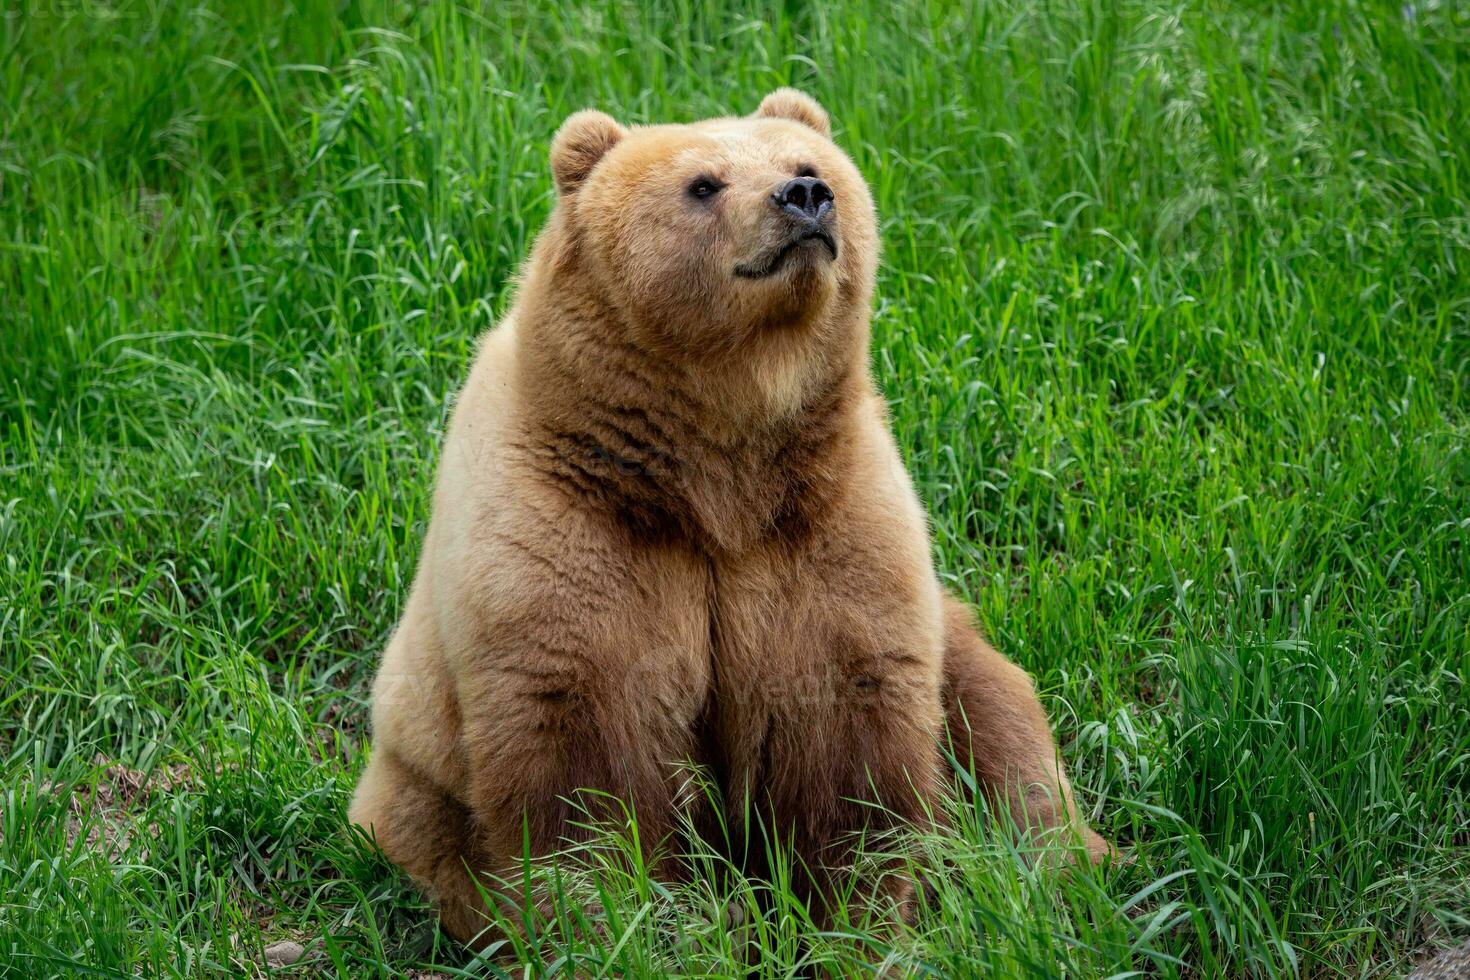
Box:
[733,228,838,280]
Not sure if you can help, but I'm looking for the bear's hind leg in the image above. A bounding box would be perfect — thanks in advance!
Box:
[940,597,1112,863]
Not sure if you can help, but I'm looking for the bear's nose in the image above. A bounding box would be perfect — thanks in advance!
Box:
[773,176,834,221]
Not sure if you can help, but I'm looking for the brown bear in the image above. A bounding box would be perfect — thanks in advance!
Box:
[349,88,1110,945]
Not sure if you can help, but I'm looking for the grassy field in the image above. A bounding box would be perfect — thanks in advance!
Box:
[3,0,1468,976]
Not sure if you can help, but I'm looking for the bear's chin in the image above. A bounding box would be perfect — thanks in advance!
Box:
[747,268,838,333]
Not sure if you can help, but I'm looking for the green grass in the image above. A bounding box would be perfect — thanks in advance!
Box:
[2,0,1467,975]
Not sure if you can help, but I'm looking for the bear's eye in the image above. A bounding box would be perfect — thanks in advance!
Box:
[687,177,723,200]
[796,165,819,179]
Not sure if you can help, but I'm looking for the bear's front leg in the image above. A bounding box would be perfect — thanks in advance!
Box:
[708,536,949,928]
[379,503,713,948]
[355,628,710,949]
[445,654,705,944]
[715,667,946,928]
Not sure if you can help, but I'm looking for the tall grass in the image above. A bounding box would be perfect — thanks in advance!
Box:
[2,0,1466,975]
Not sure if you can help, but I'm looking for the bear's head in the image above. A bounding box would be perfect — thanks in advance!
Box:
[542,90,878,362]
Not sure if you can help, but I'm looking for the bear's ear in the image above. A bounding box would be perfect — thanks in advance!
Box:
[550,109,627,194]
[753,88,830,138]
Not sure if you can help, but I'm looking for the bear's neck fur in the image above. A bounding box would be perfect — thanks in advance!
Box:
[509,226,873,555]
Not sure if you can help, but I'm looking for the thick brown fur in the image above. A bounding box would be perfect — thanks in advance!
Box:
[349,89,1110,946]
